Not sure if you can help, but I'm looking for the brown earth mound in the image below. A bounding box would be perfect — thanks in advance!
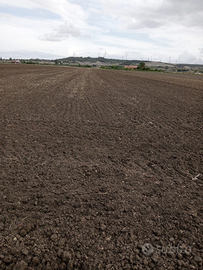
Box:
[0,64,203,269]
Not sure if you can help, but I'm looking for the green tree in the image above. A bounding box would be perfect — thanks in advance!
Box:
[137,62,146,70]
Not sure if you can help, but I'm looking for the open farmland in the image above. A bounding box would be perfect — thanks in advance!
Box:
[0,64,203,269]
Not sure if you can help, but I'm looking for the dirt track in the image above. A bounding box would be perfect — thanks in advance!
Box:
[0,65,203,269]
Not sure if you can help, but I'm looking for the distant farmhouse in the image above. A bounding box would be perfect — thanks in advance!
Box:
[124,65,137,70]
[11,60,20,64]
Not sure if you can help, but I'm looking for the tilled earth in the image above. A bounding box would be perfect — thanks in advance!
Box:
[0,64,203,270]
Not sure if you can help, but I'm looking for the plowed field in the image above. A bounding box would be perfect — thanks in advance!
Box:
[0,64,203,269]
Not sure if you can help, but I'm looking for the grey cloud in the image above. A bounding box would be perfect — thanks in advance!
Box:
[168,0,202,11]
[157,0,203,27]
[117,0,203,30]
[143,20,162,29]
[155,0,202,16]
[178,51,203,64]
[127,19,162,30]
[40,23,81,42]
[55,23,81,37]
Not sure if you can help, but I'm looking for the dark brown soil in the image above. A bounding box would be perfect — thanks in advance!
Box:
[0,64,203,270]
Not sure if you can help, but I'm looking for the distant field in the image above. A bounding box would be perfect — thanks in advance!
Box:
[0,64,203,269]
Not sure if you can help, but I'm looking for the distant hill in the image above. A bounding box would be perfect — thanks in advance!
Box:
[2,56,203,73]
[57,56,203,70]
[57,56,141,66]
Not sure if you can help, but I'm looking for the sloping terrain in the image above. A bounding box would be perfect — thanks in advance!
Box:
[0,65,203,269]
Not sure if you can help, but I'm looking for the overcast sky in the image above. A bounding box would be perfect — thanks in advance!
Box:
[0,0,203,63]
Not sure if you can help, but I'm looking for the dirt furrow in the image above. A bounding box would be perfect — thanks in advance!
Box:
[0,65,203,270]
